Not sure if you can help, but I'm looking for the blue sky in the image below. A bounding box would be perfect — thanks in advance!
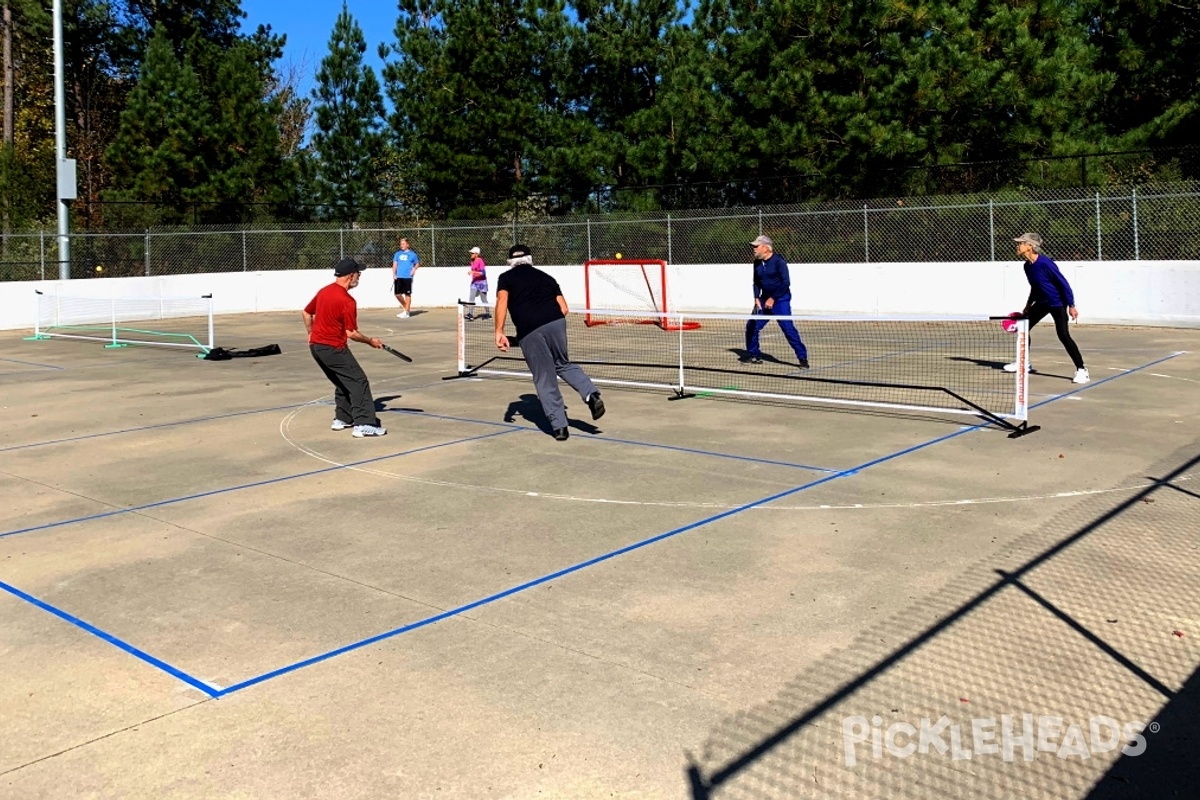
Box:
[240,0,396,99]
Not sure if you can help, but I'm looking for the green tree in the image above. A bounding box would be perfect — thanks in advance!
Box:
[381,0,579,216]
[1093,0,1199,176]
[105,27,209,216]
[567,0,689,209]
[311,3,387,222]
[105,25,289,223]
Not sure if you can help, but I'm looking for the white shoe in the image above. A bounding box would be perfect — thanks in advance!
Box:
[1003,362,1033,373]
[1072,367,1091,384]
[396,311,409,318]
[352,424,387,438]
[331,419,351,431]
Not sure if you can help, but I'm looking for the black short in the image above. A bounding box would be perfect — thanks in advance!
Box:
[393,278,413,296]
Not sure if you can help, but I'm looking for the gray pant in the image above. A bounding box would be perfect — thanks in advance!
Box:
[310,344,379,426]
[520,317,597,429]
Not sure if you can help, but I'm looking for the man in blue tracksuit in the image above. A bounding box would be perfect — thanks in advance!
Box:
[1008,232,1089,384]
[743,235,810,369]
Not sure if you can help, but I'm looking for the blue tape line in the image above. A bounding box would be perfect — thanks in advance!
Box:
[5,350,1186,697]
[217,418,989,695]
[387,408,838,472]
[0,356,64,370]
[0,429,521,539]
[0,578,219,698]
[218,351,1189,695]
[1029,351,1185,409]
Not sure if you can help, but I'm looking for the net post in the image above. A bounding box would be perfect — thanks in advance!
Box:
[197,294,214,358]
[1014,319,1030,421]
[667,311,696,400]
[457,300,467,374]
[205,294,214,350]
[677,313,685,391]
[106,298,120,348]
[24,290,50,340]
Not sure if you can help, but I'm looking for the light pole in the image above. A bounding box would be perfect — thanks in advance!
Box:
[53,0,75,279]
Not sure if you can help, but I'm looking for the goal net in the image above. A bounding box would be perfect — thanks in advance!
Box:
[583,259,700,331]
[28,290,215,355]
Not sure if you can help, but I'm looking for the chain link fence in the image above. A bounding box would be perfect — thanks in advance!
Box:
[3,184,1197,282]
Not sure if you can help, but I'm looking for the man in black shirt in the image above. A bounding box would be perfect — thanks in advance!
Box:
[494,244,605,441]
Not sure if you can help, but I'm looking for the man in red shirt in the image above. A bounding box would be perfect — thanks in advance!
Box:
[302,258,388,437]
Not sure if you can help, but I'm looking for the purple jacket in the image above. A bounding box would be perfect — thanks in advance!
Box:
[1024,254,1075,308]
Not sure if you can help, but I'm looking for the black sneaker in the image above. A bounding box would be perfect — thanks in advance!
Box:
[553,427,570,441]
[586,392,606,420]
[739,355,762,365]
[798,358,810,369]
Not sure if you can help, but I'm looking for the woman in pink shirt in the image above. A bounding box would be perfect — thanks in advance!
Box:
[465,246,490,320]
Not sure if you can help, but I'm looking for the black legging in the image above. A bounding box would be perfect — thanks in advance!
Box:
[1026,303,1085,370]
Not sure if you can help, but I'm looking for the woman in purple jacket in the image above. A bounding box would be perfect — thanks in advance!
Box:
[1008,232,1089,384]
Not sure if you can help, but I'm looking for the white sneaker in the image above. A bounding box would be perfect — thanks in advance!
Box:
[352,424,387,438]
[396,311,409,318]
[1072,367,1091,384]
[331,419,351,431]
[1003,362,1033,373]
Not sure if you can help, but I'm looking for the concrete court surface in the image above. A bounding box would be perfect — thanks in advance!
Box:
[1,306,1198,799]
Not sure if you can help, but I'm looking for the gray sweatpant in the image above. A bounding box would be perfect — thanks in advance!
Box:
[520,317,597,429]
[310,344,379,426]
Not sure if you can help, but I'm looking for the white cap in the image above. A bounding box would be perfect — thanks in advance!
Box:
[469,246,481,254]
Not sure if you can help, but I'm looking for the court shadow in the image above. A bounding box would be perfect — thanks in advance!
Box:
[1084,662,1200,798]
[686,449,1200,799]
[374,394,403,409]
[945,355,1011,371]
[505,393,552,433]
[568,419,601,435]
[504,393,603,436]
[725,347,791,367]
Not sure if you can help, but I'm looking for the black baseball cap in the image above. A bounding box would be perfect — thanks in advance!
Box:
[334,257,363,276]
[508,244,532,259]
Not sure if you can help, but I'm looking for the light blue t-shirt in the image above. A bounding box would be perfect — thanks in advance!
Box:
[393,249,420,279]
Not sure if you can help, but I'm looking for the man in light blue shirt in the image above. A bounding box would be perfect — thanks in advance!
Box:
[392,237,421,318]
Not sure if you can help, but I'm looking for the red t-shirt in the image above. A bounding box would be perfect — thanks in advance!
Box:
[305,283,357,348]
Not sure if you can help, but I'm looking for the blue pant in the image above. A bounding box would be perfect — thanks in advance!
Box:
[745,297,808,361]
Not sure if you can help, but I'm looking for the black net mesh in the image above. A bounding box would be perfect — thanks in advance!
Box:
[459,307,1025,422]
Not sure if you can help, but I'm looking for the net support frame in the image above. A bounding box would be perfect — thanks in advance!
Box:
[25,290,216,357]
[453,308,1040,437]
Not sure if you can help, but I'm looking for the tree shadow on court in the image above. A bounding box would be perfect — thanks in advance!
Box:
[686,449,1200,799]
[504,393,601,436]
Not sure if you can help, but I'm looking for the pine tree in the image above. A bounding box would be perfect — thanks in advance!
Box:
[311,3,387,222]
[1093,0,1198,169]
[105,27,209,216]
[381,0,578,215]
[568,0,688,209]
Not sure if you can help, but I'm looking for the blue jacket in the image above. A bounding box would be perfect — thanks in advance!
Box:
[1024,254,1075,308]
[753,253,793,302]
